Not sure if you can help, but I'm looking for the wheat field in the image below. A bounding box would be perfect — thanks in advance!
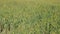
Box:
[0,0,60,34]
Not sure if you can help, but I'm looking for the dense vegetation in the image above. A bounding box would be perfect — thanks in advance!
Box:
[0,0,60,34]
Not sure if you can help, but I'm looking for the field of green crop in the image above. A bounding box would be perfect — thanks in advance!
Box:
[0,0,60,34]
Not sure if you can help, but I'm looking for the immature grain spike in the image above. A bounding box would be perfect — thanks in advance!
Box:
[7,23,10,31]
[0,23,4,33]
